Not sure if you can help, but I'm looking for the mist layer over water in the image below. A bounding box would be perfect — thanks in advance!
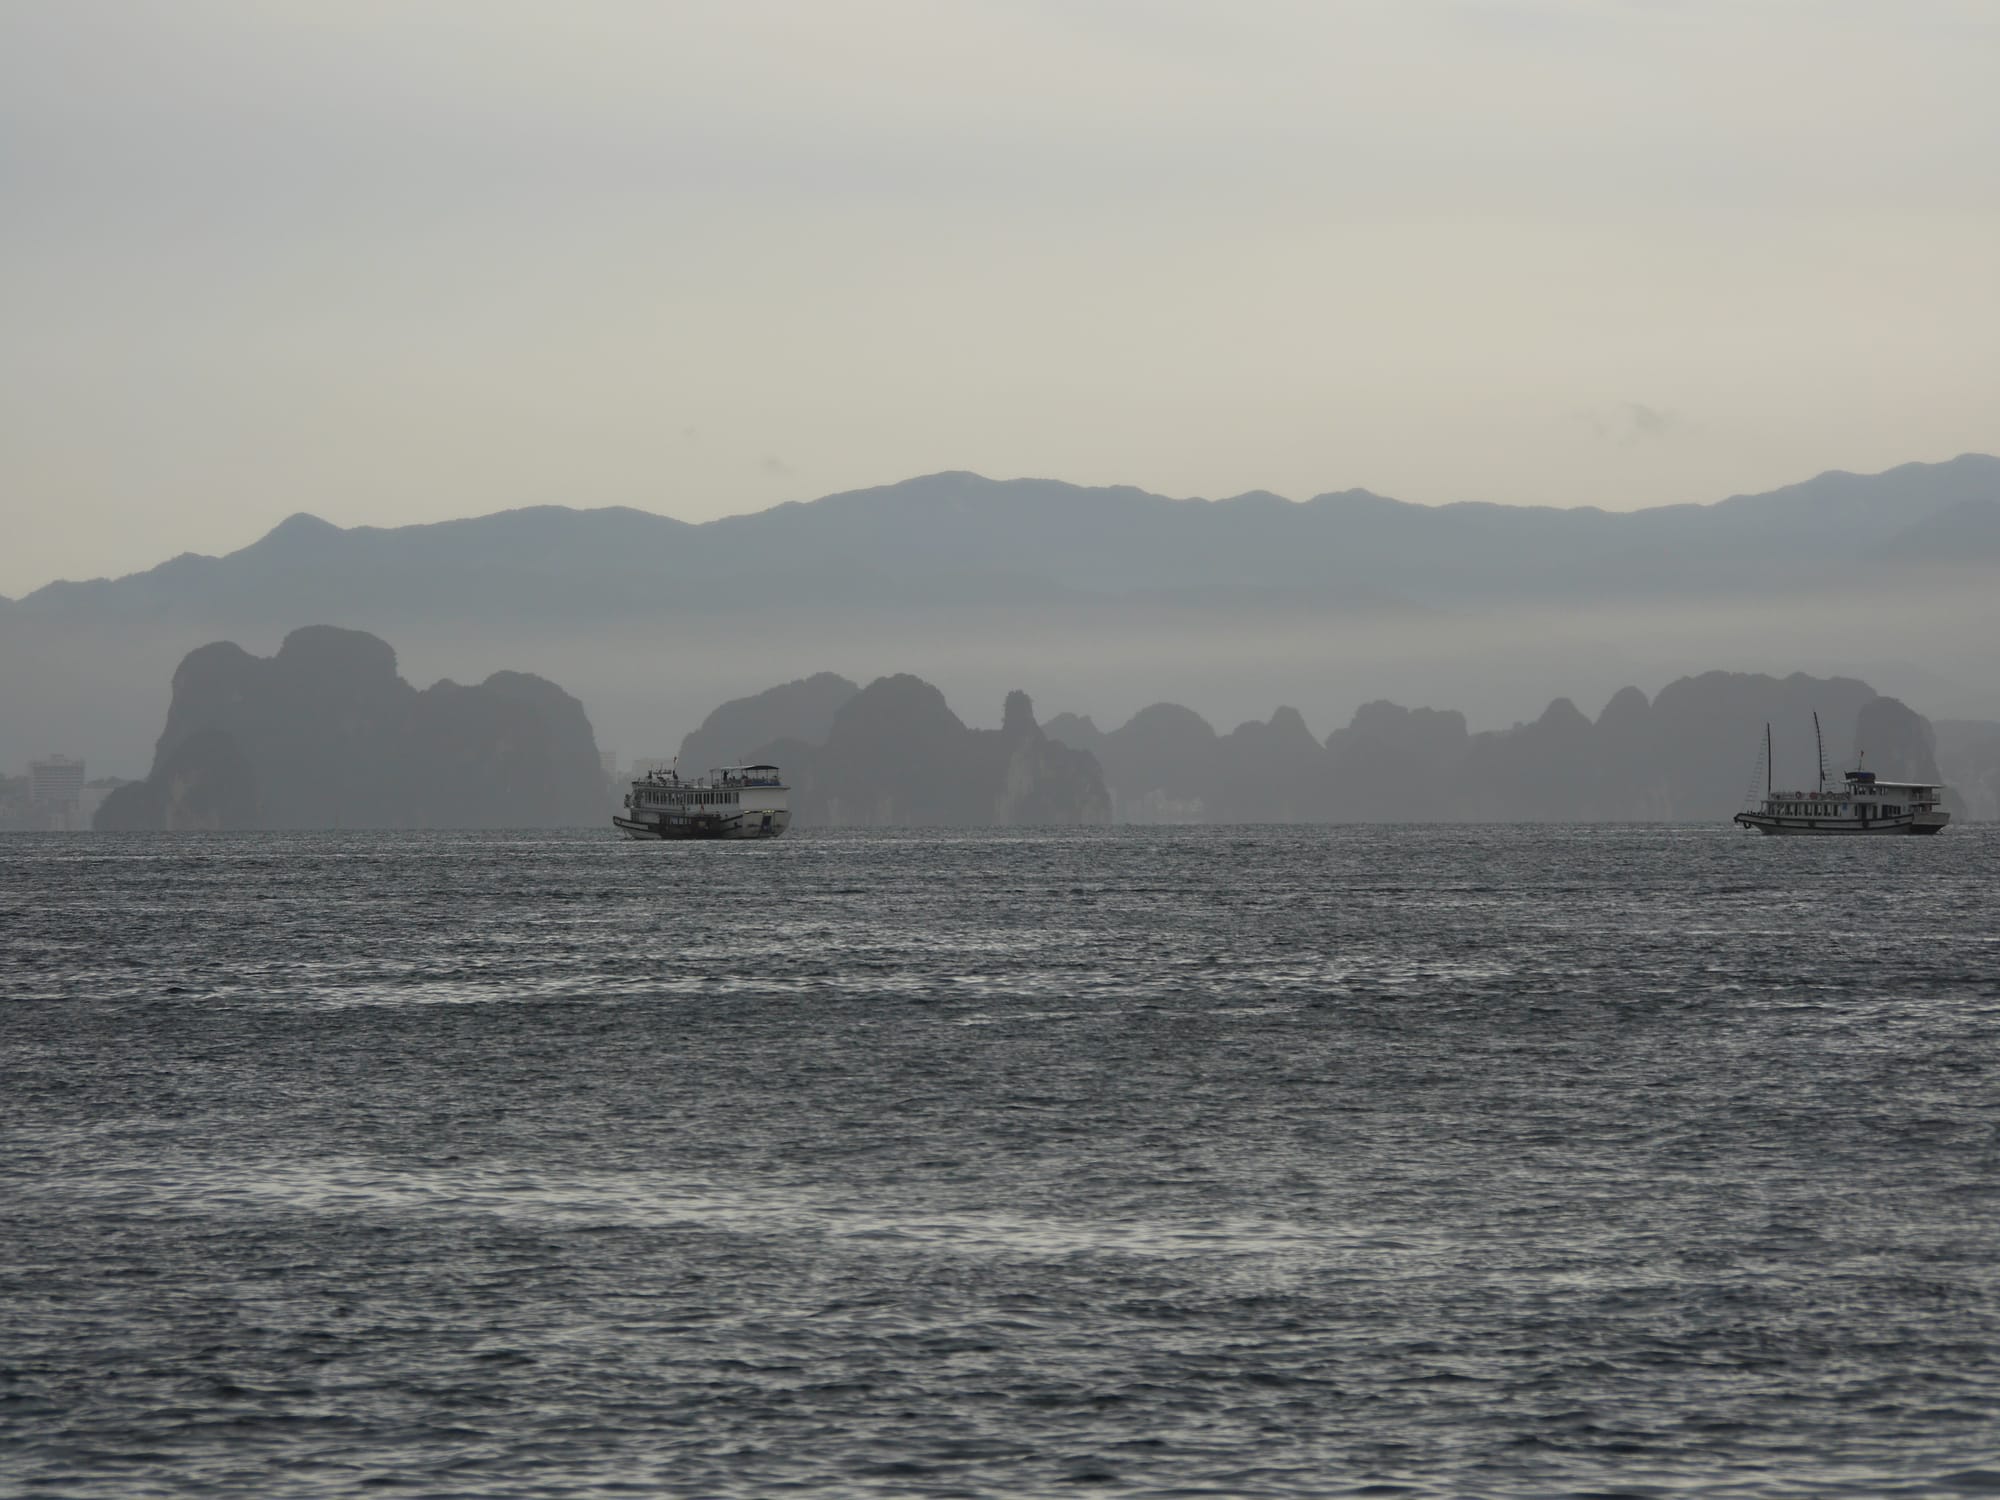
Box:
[4,827,1999,1497]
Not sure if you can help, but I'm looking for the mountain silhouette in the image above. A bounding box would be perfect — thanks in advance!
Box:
[676,672,861,774]
[11,455,1999,779]
[96,626,605,830]
[1045,671,1955,823]
[19,456,2000,624]
[692,675,1110,827]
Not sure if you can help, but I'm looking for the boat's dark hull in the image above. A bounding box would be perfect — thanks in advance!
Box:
[613,813,788,840]
[1734,813,1948,835]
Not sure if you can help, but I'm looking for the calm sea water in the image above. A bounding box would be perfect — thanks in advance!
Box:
[4,825,1999,1498]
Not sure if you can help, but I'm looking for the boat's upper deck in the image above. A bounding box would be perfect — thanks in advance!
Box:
[1839,771,1939,799]
[1759,773,1941,814]
[630,763,786,792]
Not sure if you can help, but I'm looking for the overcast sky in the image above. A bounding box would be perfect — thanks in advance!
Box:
[5,0,1997,595]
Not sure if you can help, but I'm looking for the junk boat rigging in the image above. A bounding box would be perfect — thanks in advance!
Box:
[1734,713,1948,836]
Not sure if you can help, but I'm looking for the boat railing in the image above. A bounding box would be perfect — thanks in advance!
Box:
[637,768,784,789]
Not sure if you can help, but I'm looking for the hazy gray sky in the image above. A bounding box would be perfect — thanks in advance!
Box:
[5,0,1997,595]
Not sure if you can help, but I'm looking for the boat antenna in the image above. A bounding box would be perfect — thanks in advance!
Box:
[1813,711,1826,792]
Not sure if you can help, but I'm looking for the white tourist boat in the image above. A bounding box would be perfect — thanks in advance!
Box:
[614,763,791,840]
[1734,717,1948,836]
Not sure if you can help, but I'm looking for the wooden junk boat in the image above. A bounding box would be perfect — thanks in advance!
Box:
[1734,715,1948,836]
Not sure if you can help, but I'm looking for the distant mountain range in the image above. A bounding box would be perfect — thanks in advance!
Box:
[685,668,1983,825]
[7,455,1998,778]
[77,634,2000,828]
[11,454,2000,622]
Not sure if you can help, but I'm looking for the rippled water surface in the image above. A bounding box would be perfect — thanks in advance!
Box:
[5,825,2000,1497]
